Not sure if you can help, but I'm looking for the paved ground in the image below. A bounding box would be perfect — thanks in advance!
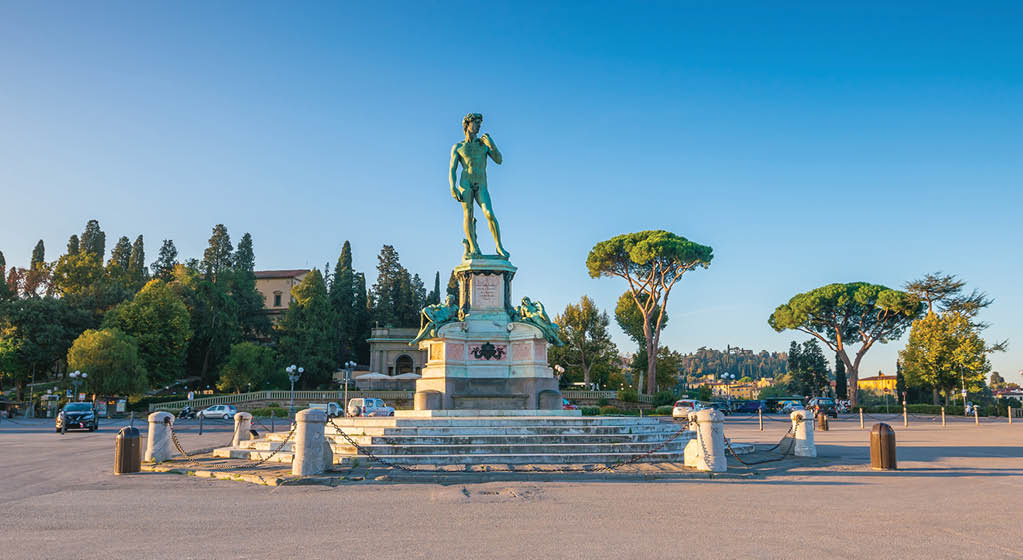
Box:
[1,414,1020,559]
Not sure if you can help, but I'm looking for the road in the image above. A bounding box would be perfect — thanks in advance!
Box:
[1,414,1021,559]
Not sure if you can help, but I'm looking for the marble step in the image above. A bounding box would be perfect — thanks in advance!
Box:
[321,425,679,437]
[323,417,668,428]
[339,433,680,445]
[331,440,690,456]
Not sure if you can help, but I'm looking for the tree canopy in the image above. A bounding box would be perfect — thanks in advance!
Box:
[768,282,923,406]
[548,295,619,387]
[67,328,148,395]
[102,279,192,386]
[587,230,712,394]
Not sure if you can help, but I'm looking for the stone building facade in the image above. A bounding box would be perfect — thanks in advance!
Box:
[367,327,427,376]
[254,269,309,322]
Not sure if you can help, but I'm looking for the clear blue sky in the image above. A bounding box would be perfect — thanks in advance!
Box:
[1,2,1020,383]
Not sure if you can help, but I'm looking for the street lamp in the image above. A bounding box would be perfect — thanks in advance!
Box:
[69,371,88,401]
[341,360,356,417]
[286,364,304,415]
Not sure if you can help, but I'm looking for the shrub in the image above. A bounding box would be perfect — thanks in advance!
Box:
[596,397,610,407]
[581,407,600,416]
[654,405,673,415]
[653,391,675,407]
[619,388,639,403]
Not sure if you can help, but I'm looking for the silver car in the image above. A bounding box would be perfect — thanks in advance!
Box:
[197,404,238,420]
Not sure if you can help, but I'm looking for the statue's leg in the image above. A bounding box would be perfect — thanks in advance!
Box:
[462,198,480,255]
[476,186,509,258]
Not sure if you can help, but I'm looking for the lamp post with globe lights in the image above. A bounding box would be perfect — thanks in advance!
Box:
[69,371,88,401]
[286,365,303,416]
[341,360,357,417]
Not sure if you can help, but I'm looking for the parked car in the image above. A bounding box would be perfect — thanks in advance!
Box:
[198,404,238,420]
[731,400,767,414]
[672,399,702,419]
[308,402,344,418]
[806,397,839,418]
[562,398,578,410]
[780,401,805,414]
[705,401,731,416]
[56,402,99,432]
[346,398,395,417]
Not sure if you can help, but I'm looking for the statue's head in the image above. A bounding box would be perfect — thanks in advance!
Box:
[462,113,483,136]
[445,294,454,305]
[521,296,532,306]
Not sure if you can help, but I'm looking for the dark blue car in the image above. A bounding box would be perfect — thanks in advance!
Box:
[730,400,766,413]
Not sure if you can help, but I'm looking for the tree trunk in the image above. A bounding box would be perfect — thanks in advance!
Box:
[932,387,939,405]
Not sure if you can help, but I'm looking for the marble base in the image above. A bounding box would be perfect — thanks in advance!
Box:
[395,409,582,418]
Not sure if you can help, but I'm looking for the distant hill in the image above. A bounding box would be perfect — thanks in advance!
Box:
[679,345,788,381]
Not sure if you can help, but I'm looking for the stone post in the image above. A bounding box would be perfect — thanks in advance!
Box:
[292,409,332,476]
[791,409,816,457]
[233,411,253,448]
[683,409,726,472]
[144,411,175,463]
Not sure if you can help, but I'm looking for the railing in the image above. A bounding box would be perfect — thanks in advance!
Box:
[149,390,414,412]
[560,390,655,404]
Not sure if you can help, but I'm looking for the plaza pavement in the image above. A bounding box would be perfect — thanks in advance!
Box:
[0,414,1020,559]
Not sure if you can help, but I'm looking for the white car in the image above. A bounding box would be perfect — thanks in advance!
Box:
[346,398,395,417]
[672,399,703,419]
[308,402,344,418]
[197,404,238,420]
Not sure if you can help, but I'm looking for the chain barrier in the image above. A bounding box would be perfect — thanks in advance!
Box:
[165,417,240,468]
[327,417,421,472]
[249,422,297,467]
[724,424,796,466]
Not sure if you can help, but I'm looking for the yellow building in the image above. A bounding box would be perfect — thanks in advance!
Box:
[254,269,309,322]
[857,372,897,394]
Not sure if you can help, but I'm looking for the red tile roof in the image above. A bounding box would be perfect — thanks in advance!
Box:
[254,269,310,279]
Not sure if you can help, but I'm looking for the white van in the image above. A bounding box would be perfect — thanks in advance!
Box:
[346,398,395,417]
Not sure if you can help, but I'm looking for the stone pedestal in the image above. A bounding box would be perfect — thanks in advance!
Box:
[144,411,174,463]
[791,409,816,457]
[232,412,253,448]
[684,409,726,472]
[413,256,561,411]
[292,409,332,476]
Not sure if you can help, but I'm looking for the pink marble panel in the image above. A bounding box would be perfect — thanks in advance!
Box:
[445,342,465,361]
[511,342,531,361]
[534,343,546,361]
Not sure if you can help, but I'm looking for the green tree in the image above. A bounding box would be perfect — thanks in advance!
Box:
[330,241,358,363]
[67,328,148,395]
[587,230,712,394]
[370,245,402,326]
[217,342,279,393]
[0,251,11,301]
[547,295,619,387]
[786,340,829,397]
[107,235,133,289]
[0,297,91,399]
[446,270,459,302]
[614,291,667,345]
[201,224,233,282]
[353,272,371,363]
[66,235,80,255]
[834,351,848,400]
[278,269,336,388]
[231,233,270,338]
[80,219,106,259]
[895,360,906,401]
[177,265,240,385]
[102,279,192,387]
[150,240,179,281]
[128,235,147,290]
[768,282,923,406]
[427,271,441,305]
[900,312,989,406]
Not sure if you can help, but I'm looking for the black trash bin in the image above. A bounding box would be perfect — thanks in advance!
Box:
[115,426,142,474]
[870,423,897,470]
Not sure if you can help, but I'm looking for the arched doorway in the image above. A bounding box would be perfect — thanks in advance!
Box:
[395,355,414,375]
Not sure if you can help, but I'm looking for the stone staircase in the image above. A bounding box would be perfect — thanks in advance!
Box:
[214,416,699,467]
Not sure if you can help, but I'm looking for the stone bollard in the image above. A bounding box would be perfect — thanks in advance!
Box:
[683,409,726,472]
[144,411,175,463]
[233,412,253,448]
[791,409,816,457]
[292,409,332,476]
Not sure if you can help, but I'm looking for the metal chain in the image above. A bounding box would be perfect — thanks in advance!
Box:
[249,422,297,467]
[166,418,205,468]
[588,421,692,473]
[723,419,797,466]
[327,417,419,472]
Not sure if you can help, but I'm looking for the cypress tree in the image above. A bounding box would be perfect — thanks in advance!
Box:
[427,271,441,305]
[151,240,179,281]
[80,219,106,260]
[231,233,270,338]
[109,236,132,270]
[31,240,45,266]
[446,270,459,302]
[353,272,371,363]
[330,241,356,362]
[0,250,10,300]
[835,351,848,400]
[128,235,147,288]
[278,269,336,388]
[66,235,80,255]
[201,224,233,282]
[895,360,906,403]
